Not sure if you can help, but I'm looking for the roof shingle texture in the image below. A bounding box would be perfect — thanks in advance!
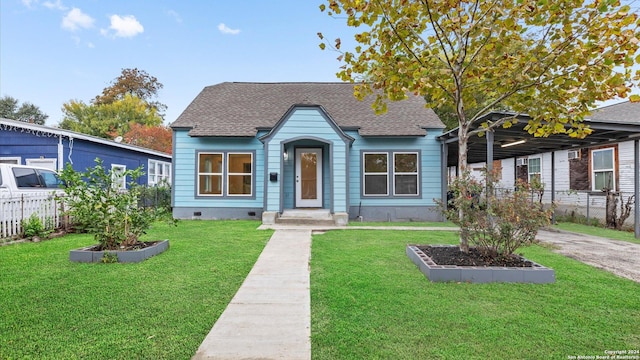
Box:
[171,82,444,137]
[589,101,640,124]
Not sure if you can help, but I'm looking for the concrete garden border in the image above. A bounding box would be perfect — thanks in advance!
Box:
[406,245,555,284]
[69,240,169,263]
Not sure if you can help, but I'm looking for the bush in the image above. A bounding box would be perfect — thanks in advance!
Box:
[21,213,52,240]
[439,170,554,258]
[58,159,174,250]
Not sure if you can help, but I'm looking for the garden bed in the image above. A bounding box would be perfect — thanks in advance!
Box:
[69,240,169,263]
[406,244,555,283]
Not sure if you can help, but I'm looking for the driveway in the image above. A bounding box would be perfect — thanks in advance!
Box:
[536,229,640,283]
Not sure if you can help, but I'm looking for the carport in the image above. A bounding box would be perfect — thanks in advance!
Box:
[438,111,640,238]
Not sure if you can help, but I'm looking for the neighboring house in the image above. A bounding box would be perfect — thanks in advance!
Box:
[170,82,445,224]
[0,118,172,188]
[453,102,640,221]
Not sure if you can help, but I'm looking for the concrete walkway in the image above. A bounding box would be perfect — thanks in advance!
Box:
[192,229,312,360]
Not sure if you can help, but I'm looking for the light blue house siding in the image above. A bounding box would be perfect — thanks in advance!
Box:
[347,129,444,221]
[172,131,265,219]
[171,108,443,222]
[262,107,351,214]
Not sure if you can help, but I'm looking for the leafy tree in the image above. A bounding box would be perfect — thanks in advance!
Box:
[59,94,162,139]
[94,68,166,117]
[320,0,640,251]
[0,95,48,124]
[119,123,172,154]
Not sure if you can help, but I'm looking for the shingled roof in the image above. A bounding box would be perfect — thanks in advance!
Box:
[588,101,640,124]
[171,82,444,137]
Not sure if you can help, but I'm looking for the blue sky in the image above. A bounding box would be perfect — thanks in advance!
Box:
[1,1,637,128]
[1,0,356,126]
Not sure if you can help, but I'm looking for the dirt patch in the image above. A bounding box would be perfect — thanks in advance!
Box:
[417,245,533,267]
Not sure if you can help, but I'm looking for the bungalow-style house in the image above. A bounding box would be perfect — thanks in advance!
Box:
[0,118,172,188]
[170,82,445,224]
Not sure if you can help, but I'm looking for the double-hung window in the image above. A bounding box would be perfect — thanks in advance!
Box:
[111,164,127,190]
[362,151,419,197]
[227,153,253,196]
[528,157,541,182]
[394,152,418,195]
[363,153,389,196]
[148,160,171,186]
[197,152,253,197]
[592,148,615,191]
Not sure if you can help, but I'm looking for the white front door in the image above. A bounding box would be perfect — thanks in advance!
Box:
[295,148,322,208]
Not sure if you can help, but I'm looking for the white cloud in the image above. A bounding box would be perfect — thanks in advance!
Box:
[104,14,144,38]
[166,10,182,23]
[43,0,66,10]
[21,0,37,8]
[218,23,240,35]
[87,42,95,48]
[62,8,94,31]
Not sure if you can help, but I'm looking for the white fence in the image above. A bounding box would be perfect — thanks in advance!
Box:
[0,192,63,239]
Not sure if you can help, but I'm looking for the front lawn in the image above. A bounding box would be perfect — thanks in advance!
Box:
[311,230,640,359]
[0,220,271,360]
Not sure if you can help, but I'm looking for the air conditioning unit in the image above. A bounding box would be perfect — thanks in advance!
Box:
[516,158,528,166]
[567,150,580,160]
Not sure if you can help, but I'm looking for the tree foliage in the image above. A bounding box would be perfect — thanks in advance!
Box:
[320,0,640,251]
[94,68,166,117]
[59,94,163,139]
[320,0,640,169]
[119,123,172,154]
[0,95,48,125]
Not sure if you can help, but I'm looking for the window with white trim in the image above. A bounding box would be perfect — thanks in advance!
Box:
[592,148,615,191]
[394,152,419,195]
[363,153,388,196]
[227,153,253,196]
[362,151,420,197]
[197,152,253,197]
[528,157,541,182]
[111,164,127,190]
[148,159,171,186]
[0,157,21,164]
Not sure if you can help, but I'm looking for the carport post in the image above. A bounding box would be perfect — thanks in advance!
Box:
[551,151,556,224]
[635,139,639,239]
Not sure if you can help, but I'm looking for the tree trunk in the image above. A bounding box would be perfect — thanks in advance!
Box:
[458,123,470,252]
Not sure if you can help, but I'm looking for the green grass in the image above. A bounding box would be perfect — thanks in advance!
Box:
[311,230,640,359]
[553,222,640,245]
[0,220,271,360]
[348,221,458,227]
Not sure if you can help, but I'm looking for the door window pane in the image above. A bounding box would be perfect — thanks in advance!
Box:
[301,152,318,200]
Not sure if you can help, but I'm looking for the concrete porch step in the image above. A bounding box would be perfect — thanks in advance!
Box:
[276,209,335,225]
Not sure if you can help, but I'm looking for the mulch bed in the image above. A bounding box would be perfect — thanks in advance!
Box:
[417,245,533,267]
[87,241,161,252]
